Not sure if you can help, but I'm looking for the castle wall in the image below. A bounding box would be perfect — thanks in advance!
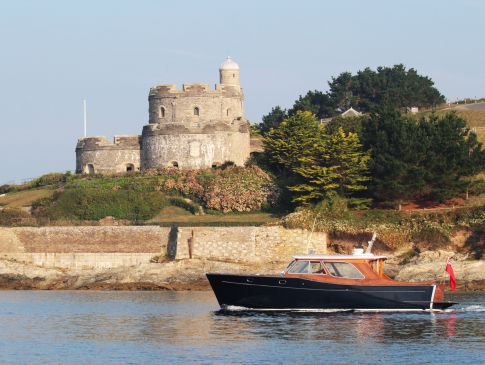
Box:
[75,136,141,174]
[141,123,250,169]
[148,84,244,124]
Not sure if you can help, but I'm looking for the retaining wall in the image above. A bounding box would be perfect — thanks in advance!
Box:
[0,226,327,269]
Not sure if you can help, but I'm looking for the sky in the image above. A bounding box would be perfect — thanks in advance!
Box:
[0,0,484,184]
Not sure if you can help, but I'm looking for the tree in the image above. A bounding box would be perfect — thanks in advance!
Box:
[325,115,367,135]
[288,90,335,119]
[258,106,287,136]
[361,110,485,203]
[327,65,446,113]
[264,111,370,205]
[291,127,370,205]
[361,109,426,202]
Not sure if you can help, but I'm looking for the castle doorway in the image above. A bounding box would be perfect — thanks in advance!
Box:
[87,164,95,175]
[126,164,135,172]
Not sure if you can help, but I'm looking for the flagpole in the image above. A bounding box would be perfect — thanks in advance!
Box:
[83,99,87,138]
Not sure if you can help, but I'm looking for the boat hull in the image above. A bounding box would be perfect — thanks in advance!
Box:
[206,273,454,311]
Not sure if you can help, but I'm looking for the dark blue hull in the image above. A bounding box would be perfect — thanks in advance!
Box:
[206,273,454,311]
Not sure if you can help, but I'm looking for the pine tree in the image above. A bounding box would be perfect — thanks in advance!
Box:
[264,111,370,205]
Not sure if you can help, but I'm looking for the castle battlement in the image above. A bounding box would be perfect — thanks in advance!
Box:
[76,135,140,151]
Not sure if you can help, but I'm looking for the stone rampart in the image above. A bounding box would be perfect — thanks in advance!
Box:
[75,135,141,174]
[0,226,327,269]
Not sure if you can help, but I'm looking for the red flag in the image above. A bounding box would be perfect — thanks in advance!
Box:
[445,258,456,292]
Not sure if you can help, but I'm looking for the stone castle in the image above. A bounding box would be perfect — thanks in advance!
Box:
[75,57,250,174]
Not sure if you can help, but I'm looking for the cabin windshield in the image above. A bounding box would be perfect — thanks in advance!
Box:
[324,262,364,279]
[287,260,326,274]
[288,260,309,274]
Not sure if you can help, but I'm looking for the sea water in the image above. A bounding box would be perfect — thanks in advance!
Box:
[0,291,483,365]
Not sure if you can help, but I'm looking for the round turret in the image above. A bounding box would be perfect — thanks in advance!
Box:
[219,56,240,87]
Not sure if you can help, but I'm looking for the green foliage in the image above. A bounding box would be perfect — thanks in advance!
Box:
[36,189,168,221]
[31,172,73,188]
[0,208,32,226]
[328,64,445,112]
[258,106,288,136]
[288,90,334,119]
[0,185,13,194]
[202,166,279,212]
[325,115,366,135]
[168,197,201,215]
[264,111,370,204]
[261,64,445,126]
[361,110,485,202]
[314,192,349,219]
[283,206,457,248]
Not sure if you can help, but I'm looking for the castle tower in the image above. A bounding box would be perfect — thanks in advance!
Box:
[140,57,250,169]
[219,56,240,88]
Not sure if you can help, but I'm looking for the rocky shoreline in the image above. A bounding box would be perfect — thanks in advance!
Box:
[0,250,484,291]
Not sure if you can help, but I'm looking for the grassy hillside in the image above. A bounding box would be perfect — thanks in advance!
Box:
[0,188,54,208]
[0,168,280,226]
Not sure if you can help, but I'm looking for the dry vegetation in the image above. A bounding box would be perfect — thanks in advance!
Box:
[0,188,54,208]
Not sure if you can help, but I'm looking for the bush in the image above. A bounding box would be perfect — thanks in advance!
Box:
[32,172,72,188]
[0,208,32,226]
[36,189,167,221]
[168,196,201,215]
[201,166,279,212]
[0,185,13,194]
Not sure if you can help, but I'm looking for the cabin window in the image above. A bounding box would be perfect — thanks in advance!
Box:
[288,260,309,274]
[310,261,326,274]
[160,106,166,118]
[194,107,199,116]
[324,262,364,279]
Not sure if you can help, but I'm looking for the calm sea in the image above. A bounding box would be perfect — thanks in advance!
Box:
[0,290,483,365]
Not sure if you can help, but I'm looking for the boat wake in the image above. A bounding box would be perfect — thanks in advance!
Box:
[455,305,485,312]
[221,305,354,313]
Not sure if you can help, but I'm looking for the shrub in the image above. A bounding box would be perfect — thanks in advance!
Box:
[37,189,167,221]
[201,166,279,212]
[0,208,32,226]
[168,196,201,215]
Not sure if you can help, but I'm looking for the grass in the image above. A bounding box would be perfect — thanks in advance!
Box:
[148,206,279,226]
[475,129,485,144]
[0,188,54,208]
[419,109,485,128]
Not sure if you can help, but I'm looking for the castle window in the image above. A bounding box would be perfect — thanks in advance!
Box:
[226,108,231,116]
[172,161,179,168]
[194,107,199,116]
[87,164,95,175]
[126,163,134,172]
[160,106,166,118]
[233,73,235,78]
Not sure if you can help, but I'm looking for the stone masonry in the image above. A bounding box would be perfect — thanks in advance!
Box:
[75,57,251,174]
[0,226,327,269]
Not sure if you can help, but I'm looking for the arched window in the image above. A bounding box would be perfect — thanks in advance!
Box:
[160,106,166,118]
[172,161,179,168]
[194,107,199,116]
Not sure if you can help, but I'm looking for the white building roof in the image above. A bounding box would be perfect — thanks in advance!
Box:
[220,56,240,71]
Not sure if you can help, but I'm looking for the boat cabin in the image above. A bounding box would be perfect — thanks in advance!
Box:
[283,253,396,285]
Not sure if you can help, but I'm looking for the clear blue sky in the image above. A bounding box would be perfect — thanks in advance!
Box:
[0,0,483,184]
